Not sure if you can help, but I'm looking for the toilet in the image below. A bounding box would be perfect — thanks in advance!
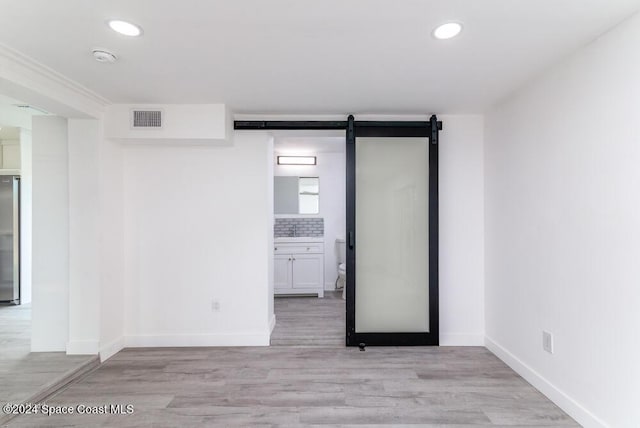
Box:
[336,237,346,300]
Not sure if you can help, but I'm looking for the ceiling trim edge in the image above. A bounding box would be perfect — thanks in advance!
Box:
[0,43,111,117]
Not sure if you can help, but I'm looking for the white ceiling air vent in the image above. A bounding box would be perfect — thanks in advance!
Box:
[131,109,163,129]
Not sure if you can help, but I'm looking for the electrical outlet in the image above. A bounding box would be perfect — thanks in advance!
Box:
[542,331,554,354]
[211,300,221,312]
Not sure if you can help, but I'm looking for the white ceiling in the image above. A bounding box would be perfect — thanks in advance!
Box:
[0,0,638,114]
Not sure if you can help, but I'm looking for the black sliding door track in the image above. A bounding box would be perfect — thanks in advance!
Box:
[235,120,442,133]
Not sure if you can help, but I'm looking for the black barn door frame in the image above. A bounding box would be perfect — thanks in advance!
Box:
[235,115,442,346]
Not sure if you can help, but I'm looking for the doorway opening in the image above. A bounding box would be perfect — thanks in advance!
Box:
[270,133,347,346]
[238,115,441,346]
[0,112,33,366]
[0,94,95,423]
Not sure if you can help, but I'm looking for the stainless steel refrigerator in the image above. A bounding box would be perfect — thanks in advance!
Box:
[0,175,19,304]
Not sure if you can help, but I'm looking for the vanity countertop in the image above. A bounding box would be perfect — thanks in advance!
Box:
[274,237,324,243]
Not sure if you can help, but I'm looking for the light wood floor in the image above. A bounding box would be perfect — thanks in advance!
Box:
[8,294,578,427]
[271,291,345,346]
[0,304,92,406]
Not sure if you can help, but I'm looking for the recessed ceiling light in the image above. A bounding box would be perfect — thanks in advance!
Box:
[92,49,117,63]
[108,20,142,37]
[433,22,463,40]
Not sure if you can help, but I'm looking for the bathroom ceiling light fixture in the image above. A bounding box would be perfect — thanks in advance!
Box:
[433,22,463,40]
[277,156,317,165]
[108,19,143,37]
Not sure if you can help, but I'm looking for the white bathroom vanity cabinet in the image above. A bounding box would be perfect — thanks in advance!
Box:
[274,238,324,298]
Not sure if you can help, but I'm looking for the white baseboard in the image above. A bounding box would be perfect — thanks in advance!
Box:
[99,337,124,362]
[485,336,608,428]
[439,333,485,346]
[325,281,337,291]
[124,332,270,348]
[66,340,99,355]
[269,315,277,334]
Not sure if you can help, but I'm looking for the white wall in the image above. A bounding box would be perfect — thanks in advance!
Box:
[439,115,485,345]
[27,109,483,354]
[31,116,69,351]
[105,104,232,143]
[484,14,640,428]
[122,132,273,346]
[266,138,275,329]
[27,110,484,354]
[67,119,102,354]
[274,150,346,290]
[99,137,125,361]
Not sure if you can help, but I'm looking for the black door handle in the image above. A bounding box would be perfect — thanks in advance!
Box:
[349,231,354,249]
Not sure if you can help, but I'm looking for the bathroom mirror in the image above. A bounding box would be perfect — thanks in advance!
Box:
[274,176,319,214]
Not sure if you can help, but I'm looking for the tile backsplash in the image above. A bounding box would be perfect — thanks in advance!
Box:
[274,218,324,238]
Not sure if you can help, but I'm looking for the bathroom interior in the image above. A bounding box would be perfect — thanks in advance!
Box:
[270,134,346,346]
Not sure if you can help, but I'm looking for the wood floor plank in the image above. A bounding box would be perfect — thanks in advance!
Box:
[271,291,345,346]
[7,294,579,427]
[0,304,96,424]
